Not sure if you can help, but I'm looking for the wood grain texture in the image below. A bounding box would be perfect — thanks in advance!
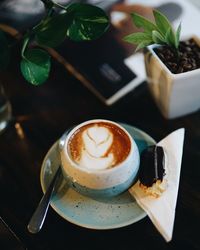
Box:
[0,25,200,250]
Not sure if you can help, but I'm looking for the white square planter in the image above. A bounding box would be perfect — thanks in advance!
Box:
[144,36,200,119]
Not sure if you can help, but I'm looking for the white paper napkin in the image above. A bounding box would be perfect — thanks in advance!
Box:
[129,128,185,242]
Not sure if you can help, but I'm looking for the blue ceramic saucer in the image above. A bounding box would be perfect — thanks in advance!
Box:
[40,123,156,229]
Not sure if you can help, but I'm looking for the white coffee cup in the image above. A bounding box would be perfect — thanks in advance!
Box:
[60,119,140,198]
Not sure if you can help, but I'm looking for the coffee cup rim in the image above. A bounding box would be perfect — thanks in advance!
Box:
[61,119,137,174]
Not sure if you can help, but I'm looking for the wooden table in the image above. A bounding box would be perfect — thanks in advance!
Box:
[0,40,200,250]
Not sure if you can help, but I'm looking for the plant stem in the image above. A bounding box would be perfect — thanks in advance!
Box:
[21,35,30,58]
[40,0,53,7]
[52,1,68,11]
[40,0,67,11]
[32,1,54,33]
[46,7,54,18]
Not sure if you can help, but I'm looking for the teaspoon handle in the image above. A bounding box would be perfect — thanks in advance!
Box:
[27,167,61,234]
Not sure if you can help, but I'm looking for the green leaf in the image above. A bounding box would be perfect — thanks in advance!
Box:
[135,40,154,52]
[124,9,181,51]
[35,12,73,47]
[165,27,176,47]
[123,32,153,45]
[20,48,51,85]
[175,23,181,49]
[153,9,172,36]
[66,3,109,41]
[152,30,165,44]
[0,31,10,70]
[131,13,157,33]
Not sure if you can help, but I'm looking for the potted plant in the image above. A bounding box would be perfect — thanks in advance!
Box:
[124,9,200,119]
[0,0,109,86]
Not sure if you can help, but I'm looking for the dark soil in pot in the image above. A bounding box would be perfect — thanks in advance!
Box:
[154,38,200,74]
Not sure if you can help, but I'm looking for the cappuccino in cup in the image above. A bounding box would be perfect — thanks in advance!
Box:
[61,119,140,198]
[68,121,131,170]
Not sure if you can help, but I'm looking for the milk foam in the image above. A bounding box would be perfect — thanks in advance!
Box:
[68,121,132,171]
[79,125,114,170]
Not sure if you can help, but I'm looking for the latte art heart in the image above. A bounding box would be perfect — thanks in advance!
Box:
[68,122,131,170]
[80,126,114,170]
[83,127,113,157]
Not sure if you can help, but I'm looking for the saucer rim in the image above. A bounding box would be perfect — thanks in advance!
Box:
[40,123,156,229]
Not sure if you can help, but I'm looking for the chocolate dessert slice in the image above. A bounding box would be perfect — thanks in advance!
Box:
[139,145,167,198]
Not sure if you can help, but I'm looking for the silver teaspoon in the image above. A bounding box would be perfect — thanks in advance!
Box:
[27,128,72,234]
[27,166,62,234]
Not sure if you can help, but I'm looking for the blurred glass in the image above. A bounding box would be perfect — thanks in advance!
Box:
[0,82,12,134]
